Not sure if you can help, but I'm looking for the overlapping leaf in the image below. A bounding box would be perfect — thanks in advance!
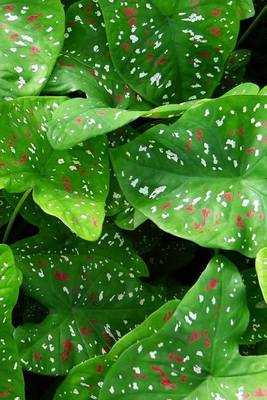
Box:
[256,248,267,303]
[12,223,175,375]
[98,0,252,105]
[111,95,267,257]
[99,256,267,399]
[0,245,24,399]
[0,0,65,99]
[54,300,179,399]
[241,268,267,344]
[0,97,109,241]
[44,0,150,110]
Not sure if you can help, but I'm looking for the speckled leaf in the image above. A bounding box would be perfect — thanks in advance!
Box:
[111,95,267,257]
[98,0,247,106]
[47,98,146,149]
[0,0,65,99]
[0,245,24,399]
[44,0,150,110]
[99,256,267,400]
[54,300,179,399]
[256,248,267,303]
[241,269,267,344]
[0,97,109,241]
[215,50,252,95]
[113,205,146,231]
[0,190,12,228]
[12,224,173,375]
[221,82,260,97]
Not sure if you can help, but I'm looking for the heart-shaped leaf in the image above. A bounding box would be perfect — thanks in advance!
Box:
[111,95,267,257]
[98,0,250,105]
[99,255,267,399]
[238,0,255,19]
[0,0,65,99]
[0,244,24,399]
[54,300,179,399]
[0,97,109,241]
[44,0,150,110]
[13,223,174,375]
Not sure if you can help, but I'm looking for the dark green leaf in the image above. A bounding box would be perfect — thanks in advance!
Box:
[0,244,24,399]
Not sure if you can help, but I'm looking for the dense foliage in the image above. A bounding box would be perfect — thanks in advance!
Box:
[0,0,267,398]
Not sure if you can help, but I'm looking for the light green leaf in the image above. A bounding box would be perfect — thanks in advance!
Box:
[0,0,65,99]
[256,248,267,303]
[111,95,267,257]
[0,244,24,399]
[0,97,109,241]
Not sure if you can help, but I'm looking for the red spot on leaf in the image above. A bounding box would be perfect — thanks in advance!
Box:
[4,4,15,11]
[238,127,244,136]
[207,279,218,290]
[246,147,255,154]
[124,7,136,17]
[236,215,245,229]
[84,6,92,13]
[259,212,265,221]
[31,46,40,54]
[55,271,69,281]
[224,192,233,201]
[80,326,94,335]
[10,32,19,40]
[246,210,256,218]
[211,8,222,17]
[88,16,96,24]
[180,375,188,382]
[65,185,72,192]
[92,218,98,227]
[188,331,201,343]
[0,162,5,168]
[63,178,71,184]
[255,388,267,397]
[186,204,195,212]
[210,27,221,36]
[229,129,235,136]
[27,13,42,22]
[96,364,104,374]
[163,310,173,321]
[18,154,27,165]
[123,42,130,50]
[75,116,83,125]
[156,57,168,65]
[128,17,136,26]
[33,352,42,361]
[147,53,154,62]
[199,50,210,58]
[116,95,122,103]
[135,373,147,379]
[161,200,173,210]
[0,393,9,399]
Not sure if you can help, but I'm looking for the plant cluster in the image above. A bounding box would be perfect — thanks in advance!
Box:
[0,0,267,399]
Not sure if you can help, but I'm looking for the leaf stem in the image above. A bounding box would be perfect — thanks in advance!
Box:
[237,5,267,48]
[2,189,32,244]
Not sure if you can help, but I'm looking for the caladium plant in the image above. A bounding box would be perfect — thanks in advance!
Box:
[1,0,267,398]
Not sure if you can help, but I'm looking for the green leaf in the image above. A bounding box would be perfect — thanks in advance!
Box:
[12,224,174,375]
[259,86,267,96]
[99,256,267,399]
[222,82,260,97]
[238,0,255,19]
[241,268,267,344]
[54,300,179,399]
[111,95,267,257]
[0,97,109,241]
[0,0,65,99]
[47,99,145,149]
[0,190,12,229]
[0,244,24,399]
[44,0,150,110]
[98,0,247,105]
[256,248,267,303]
